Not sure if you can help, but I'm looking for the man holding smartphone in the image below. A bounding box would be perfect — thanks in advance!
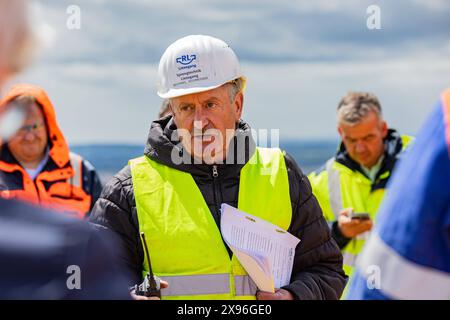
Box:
[308,92,413,292]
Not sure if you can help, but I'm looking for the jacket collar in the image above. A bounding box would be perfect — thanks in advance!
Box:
[0,144,59,174]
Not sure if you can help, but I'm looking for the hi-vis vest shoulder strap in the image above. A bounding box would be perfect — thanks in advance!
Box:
[326,157,341,223]
[129,147,292,300]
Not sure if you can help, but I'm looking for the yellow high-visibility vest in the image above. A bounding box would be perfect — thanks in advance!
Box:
[308,135,413,297]
[129,147,292,300]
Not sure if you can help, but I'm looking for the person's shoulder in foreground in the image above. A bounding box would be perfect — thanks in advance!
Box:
[0,198,131,299]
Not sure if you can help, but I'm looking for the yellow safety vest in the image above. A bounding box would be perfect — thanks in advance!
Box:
[129,147,292,300]
[308,135,413,294]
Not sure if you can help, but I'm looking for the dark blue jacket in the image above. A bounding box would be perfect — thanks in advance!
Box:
[0,198,131,299]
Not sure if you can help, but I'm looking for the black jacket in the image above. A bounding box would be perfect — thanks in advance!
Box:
[90,117,347,300]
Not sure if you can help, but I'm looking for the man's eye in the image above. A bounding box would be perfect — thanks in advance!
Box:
[180,105,192,112]
[346,138,356,144]
[205,102,217,109]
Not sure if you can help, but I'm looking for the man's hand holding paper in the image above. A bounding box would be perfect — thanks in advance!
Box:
[220,204,301,296]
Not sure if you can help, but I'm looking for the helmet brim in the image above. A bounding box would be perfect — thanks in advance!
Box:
[158,76,247,99]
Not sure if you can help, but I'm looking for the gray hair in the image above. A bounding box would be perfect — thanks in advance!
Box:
[337,91,382,124]
[0,0,33,75]
[9,95,40,113]
[158,99,171,118]
[226,77,245,103]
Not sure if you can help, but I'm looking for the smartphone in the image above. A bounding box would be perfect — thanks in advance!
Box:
[350,212,371,220]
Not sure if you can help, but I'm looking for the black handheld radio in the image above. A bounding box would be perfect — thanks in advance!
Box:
[133,232,161,298]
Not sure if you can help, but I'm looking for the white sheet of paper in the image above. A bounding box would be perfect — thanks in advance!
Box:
[220,204,301,291]
[230,245,274,292]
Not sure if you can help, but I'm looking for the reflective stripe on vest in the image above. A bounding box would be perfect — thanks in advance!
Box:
[234,275,259,296]
[130,147,292,300]
[326,157,341,220]
[160,274,230,296]
[356,232,450,300]
[343,252,358,268]
[158,274,257,297]
[69,152,83,188]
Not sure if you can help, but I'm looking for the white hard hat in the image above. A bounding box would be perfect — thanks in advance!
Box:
[157,35,245,99]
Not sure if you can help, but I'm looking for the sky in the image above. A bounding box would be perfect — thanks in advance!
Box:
[5,0,450,144]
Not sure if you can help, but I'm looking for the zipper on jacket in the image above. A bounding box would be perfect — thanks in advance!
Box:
[212,164,233,258]
[211,165,223,214]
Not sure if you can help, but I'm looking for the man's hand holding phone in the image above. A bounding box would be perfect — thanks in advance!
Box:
[338,208,373,238]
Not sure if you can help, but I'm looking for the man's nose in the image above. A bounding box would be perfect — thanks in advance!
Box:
[355,141,366,153]
[193,108,209,130]
[22,131,35,141]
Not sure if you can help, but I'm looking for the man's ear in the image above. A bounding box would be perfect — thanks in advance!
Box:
[380,120,388,138]
[234,91,244,121]
[337,125,343,137]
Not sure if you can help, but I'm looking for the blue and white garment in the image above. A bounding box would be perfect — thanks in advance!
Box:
[347,88,450,300]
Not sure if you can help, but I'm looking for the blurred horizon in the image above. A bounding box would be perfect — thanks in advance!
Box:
[71,140,340,183]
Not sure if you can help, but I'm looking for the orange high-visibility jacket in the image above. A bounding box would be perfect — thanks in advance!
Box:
[0,84,102,218]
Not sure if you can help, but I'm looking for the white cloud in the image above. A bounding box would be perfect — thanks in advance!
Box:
[412,0,450,12]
